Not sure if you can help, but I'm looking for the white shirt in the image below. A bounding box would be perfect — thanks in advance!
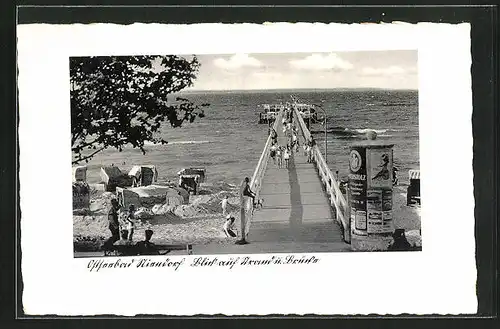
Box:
[284,151,290,159]
[221,198,228,209]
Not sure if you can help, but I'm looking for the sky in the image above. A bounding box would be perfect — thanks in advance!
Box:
[184,50,418,91]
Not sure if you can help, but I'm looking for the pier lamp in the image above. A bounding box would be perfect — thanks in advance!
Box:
[313,104,328,163]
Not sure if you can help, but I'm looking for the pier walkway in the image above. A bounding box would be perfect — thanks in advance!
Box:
[193,107,350,255]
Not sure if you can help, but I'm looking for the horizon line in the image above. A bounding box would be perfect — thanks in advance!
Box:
[179,87,418,93]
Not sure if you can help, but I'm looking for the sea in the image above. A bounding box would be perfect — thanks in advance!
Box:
[80,89,419,188]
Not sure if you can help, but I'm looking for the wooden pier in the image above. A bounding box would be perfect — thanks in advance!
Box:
[193,106,350,254]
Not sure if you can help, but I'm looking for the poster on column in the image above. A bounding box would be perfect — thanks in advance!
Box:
[366,189,383,233]
[367,147,393,189]
[348,147,367,231]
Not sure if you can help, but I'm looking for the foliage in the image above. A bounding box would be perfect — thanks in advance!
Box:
[70,55,208,164]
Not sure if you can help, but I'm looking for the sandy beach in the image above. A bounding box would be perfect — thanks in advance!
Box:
[73,183,420,252]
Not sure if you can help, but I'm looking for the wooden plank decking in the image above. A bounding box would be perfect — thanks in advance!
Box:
[192,120,348,255]
[247,121,344,245]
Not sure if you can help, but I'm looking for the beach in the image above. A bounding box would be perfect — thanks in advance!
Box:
[73,172,421,253]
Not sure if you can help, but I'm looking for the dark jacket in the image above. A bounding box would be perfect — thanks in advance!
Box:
[108,206,119,230]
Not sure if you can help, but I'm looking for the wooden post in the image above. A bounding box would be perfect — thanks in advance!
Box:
[236,180,249,245]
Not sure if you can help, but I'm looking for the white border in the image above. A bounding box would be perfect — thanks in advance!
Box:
[18,22,476,316]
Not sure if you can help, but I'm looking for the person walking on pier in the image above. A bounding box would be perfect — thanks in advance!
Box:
[292,133,298,152]
[271,127,278,144]
[306,143,312,163]
[276,145,283,168]
[270,143,277,165]
[284,146,290,169]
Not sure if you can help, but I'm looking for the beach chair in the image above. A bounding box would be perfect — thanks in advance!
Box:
[406,169,421,206]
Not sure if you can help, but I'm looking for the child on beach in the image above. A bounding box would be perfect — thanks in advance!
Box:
[223,215,237,238]
[125,205,135,241]
[219,195,229,216]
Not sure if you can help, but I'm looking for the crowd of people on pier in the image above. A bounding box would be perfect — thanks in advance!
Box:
[268,108,317,169]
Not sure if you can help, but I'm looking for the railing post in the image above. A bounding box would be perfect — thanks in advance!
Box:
[345,187,351,243]
[236,182,249,245]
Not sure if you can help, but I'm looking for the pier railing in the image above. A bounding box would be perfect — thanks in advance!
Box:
[240,109,284,241]
[292,107,351,243]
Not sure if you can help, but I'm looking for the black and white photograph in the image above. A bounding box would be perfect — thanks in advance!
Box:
[19,20,477,316]
[71,51,421,257]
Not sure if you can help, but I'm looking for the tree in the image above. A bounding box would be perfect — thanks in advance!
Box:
[70,55,208,164]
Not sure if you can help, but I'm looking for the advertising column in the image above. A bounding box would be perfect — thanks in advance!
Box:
[349,142,395,251]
